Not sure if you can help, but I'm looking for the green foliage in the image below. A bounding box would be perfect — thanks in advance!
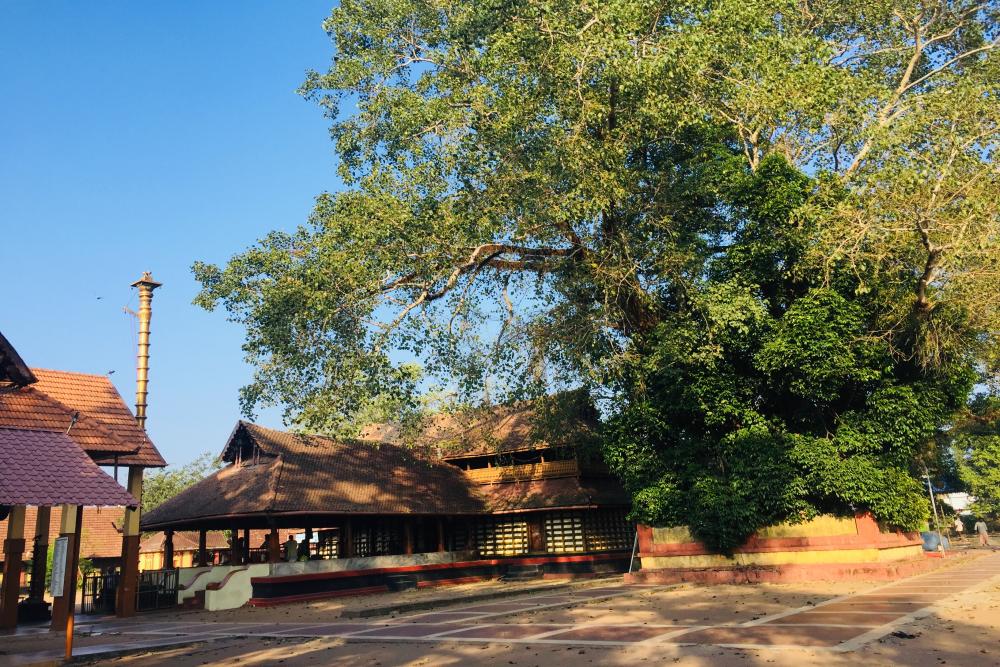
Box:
[953,396,1000,519]
[604,156,976,552]
[142,452,222,514]
[192,2,997,550]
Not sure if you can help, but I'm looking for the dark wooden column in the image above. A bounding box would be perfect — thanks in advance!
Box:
[466,519,477,556]
[344,519,353,558]
[163,530,175,569]
[304,527,313,558]
[436,518,445,553]
[0,505,26,629]
[229,526,241,565]
[267,528,280,563]
[197,529,208,567]
[404,521,414,555]
[242,529,251,563]
[21,505,52,621]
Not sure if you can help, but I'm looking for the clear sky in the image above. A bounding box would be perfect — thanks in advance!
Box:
[1,2,342,468]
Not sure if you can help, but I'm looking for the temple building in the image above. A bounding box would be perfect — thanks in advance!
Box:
[141,397,633,608]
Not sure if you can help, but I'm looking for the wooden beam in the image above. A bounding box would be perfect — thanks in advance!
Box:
[197,530,207,567]
[116,467,143,617]
[164,530,175,569]
[0,505,26,629]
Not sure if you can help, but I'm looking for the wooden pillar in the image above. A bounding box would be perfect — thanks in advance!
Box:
[197,530,207,567]
[163,530,174,569]
[116,466,143,617]
[466,519,476,555]
[436,518,445,553]
[0,505,26,629]
[63,507,84,659]
[267,528,280,563]
[21,505,52,620]
[344,519,353,558]
[50,505,79,630]
[242,529,250,563]
[404,521,414,555]
[229,526,241,565]
[304,527,313,558]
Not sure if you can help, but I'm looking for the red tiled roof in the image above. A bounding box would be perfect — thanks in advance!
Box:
[0,427,137,507]
[0,369,165,467]
[0,506,126,560]
[142,422,486,530]
[139,531,230,553]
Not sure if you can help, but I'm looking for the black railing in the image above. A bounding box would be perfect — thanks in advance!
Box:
[136,569,178,611]
[81,569,179,614]
[81,573,119,615]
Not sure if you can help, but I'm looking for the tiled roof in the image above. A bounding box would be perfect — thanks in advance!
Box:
[140,420,630,530]
[139,530,230,553]
[361,392,599,460]
[478,477,630,513]
[0,369,165,467]
[141,423,486,530]
[0,331,36,386]
[0,427,137,506]
[0,506,126,560]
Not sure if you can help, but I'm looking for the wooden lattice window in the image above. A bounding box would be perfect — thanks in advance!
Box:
[545,512,586,553]
[583,509,633,552]
[315,530,340,558]
[474,518,528,556]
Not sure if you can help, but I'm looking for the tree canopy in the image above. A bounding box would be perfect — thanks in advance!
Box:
[142,453,221,515]
[952,395,1000,519]
[194,1,999,550]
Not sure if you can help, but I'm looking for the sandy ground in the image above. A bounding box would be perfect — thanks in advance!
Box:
[127,577,590,624]
[77,574,1000,666]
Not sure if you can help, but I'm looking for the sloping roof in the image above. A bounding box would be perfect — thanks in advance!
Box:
[0,427,137,507]
[362,392,599,460]
[0,331,36,386]
[142,422,486,530]
[0,369,165,467]
[0,506,126,560]
[479,477,630,513]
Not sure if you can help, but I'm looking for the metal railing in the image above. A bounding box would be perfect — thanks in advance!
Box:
[81,569,179,614]
[81,573,119,615]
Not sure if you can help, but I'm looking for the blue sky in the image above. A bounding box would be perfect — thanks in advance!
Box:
[1,2,341,468]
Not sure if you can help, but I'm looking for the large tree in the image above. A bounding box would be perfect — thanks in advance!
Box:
[194,1,999,547]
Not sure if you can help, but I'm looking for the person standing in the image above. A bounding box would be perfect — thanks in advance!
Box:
[954,515,965,542]
[284,534,298,562]
[973,518,990,547]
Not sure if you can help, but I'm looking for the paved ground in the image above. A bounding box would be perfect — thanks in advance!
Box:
[3,552,999,665]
